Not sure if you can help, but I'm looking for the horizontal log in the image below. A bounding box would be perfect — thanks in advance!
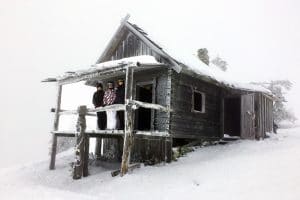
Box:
[58,104,125,116]
[135,131,169,137]
[52,130,170,137]
[131,100,171,112]
[111,163,141,177]
[88,104,125,113]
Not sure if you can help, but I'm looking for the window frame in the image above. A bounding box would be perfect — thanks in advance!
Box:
[191,88,206,113]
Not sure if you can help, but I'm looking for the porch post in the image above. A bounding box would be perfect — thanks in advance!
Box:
[73,105,88,179]
[120,66,134,176]
[49,84,62,170]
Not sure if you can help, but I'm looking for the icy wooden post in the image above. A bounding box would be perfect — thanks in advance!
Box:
[120,66,134,176]
[73,105,88,179]
[49,85,62,170]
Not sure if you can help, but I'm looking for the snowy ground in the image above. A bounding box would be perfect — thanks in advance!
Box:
[1,127,300,200]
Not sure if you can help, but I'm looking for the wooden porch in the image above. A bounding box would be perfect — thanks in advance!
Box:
[47,64,173,179]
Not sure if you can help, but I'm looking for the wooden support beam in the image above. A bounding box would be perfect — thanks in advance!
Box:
[111,163,141,177]
[120,66,135,176]
[73,105,88,180]
[49,85,62,170]
[83,134,90,177]
[131,100,171,112]
[95,138,102,160]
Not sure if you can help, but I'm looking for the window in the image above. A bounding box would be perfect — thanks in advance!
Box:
[192,89,205,113]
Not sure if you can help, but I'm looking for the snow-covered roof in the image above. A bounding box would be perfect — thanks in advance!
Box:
[45,18,271,95]
[93,55,161,70]
[120,22,271,94]
[49,55,165,84]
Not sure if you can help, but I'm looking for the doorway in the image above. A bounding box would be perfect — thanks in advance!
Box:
[135,83,153,131]
[224,97,241,136]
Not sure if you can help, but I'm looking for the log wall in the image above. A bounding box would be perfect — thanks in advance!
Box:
[170,73,222,139]
[255,93,273,139]
[104,30,170,65]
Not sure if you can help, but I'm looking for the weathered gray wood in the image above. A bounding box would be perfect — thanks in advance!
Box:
[124,22,182,73]
[83,135,89,177]
[240,94,255,139]
[120,66,134,176]
[97,14,130,63]
[95,138,102,160]
[88,104,125,112]
[49,85,62,170]
[73,105,87,180]
[131,100,171,112]
[169,73,222,139]
[135,131,169,137]
[151,77,157,130]
[111,163,141,177]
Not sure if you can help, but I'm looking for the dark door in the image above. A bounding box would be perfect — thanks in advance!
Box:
[135,84,153,130]
[240,94,255,139]
[224,97,241,136]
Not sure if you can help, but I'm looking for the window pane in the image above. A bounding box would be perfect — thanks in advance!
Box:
[194,92,203,111]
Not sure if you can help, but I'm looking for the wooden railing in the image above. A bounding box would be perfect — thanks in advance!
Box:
[49,65,172,178]
[51,100,170,179]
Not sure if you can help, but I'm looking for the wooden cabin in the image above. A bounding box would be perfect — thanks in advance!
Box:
[43,16,274,178]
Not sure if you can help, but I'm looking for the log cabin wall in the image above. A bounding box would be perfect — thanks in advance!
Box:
[102,29,170,65]
[99,27,173,162]
[131,68,170,131]
[255,93,273,139]
[170,73,222,140]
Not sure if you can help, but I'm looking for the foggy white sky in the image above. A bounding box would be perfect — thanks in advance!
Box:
[0,0,299,168]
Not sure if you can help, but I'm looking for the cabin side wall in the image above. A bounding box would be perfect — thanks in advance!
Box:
[132,68,170,131]
[169,73,222,140]
[130,69,171,163]
[101,29,170,65]
[255,93,273,139]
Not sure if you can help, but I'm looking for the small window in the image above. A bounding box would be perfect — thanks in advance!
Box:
[192,90,205,113]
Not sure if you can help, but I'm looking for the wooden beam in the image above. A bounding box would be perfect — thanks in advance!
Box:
[83,134,90,177]
[111,163,141,177]
[88,104,125,112]
[135,131,169,137]
[52,130,124,135]
[73,105,88,180]
[49,85,62,170]
[57,65,127,85]
[131,100,171,112]
[120,66,135,176]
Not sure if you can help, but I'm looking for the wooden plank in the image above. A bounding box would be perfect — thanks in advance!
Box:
[135,131,169,137]
[52,130,169,138]
[151,77,156,130]
[120,66,135,176]
[95,138,102,160]
[49,85,62,170]
[240,94,255,139]
[88,104,125,112]
[111,163,141,177]
[73,105,88,180]
[83,135,90,177]
[131,100,171,112]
